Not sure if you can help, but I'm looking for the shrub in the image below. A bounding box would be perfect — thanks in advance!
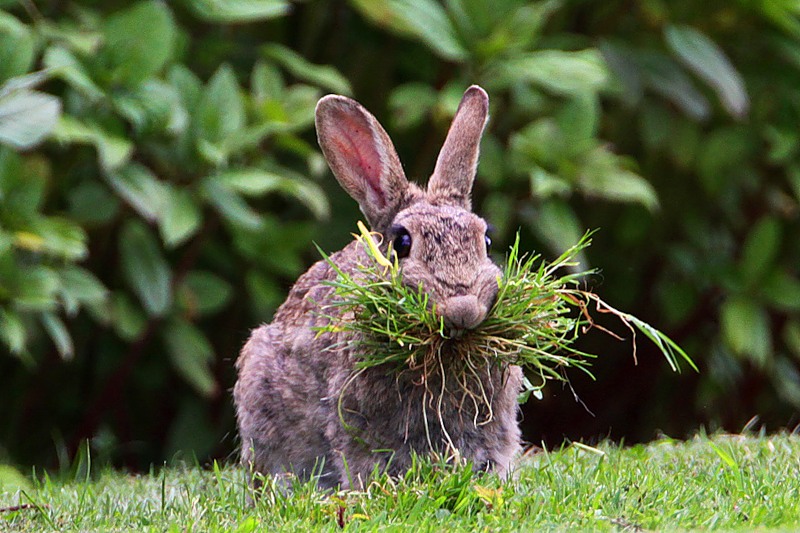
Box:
[1,0,798,469]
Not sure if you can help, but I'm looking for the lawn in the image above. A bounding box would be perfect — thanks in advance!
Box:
[2,433,799,531]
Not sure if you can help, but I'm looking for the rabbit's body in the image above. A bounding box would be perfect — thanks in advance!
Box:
[234,86,523,488]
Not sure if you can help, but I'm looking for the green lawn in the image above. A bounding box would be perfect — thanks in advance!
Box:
[2,434,799,531]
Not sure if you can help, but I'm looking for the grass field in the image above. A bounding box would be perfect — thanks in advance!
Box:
[1,433,799,531]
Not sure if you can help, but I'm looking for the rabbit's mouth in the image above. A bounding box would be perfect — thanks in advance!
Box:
[438,295,489,334]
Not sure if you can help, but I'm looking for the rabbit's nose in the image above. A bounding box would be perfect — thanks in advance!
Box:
[439,295,487,331]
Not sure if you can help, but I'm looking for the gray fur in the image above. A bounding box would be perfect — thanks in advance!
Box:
[234,85,523,489]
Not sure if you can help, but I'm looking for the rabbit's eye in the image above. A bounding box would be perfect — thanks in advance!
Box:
[392,228,412,259]
[484,234,492,254]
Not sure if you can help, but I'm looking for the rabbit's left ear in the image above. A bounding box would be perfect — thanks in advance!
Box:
[427,85,489,209]
[316,95,410,231]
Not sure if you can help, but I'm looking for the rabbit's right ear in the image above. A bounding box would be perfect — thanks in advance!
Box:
[427,86,489,209]
[316,95,410,229]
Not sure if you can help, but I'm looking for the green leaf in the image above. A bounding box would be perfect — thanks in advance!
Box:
[37,19,102,55]
[15,266,59,311]
[235,215,311,277]
[101,1,177,86]
[11,230,46,254]
[197,64,245,146]
[53,116,133,171]
[665,25,748,118]
[487,50,609,96]
[578,148,659,210]
[29,217,88,261]
[119,220,172,317]
[196,138,227,167]
[282,175,330,219]
[556,94,599,150]
[397,0,468,61]
[443,0,481,39]
[202,179,263,230]
[761,0,800,38]
[389,83,438,129]
[349,0,467,61]
[109,291,146,341]
[168,64,204,111]
[187,0,291,23]
[765,125,797,165]
[163,318,217,397]
[43,46,104,101]
[509,118,565,171]
[637,51,710,120]
[0,12,35,82]
[262,44,352,95]
[105,163,168,222]
[224,123,284,156]
[41,312,74,360]
[178,271,233,317]
[582,167,658,208]
[739,216,781,285]
[529,167,571,199]
[349,0,413,34]
[113,81,188,135]
[251,61,283,102]
[0,87,62,149]
[0,70,52,97]
[278,85,320,130]
[525,200,588,270]
[211,168,329,218]
[0,148,46,213]
[762,271,800,312]
[212,168,289,196]
[721,296,772,367]
[0,308,26,354]
[159,188,202,248]
[481,1,561,57]
[59,266,108,316]
[0,230,11,256]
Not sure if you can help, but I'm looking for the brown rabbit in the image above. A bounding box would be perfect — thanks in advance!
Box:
[234,85,523,489]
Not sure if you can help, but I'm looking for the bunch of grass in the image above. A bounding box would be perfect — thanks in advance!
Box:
[318,222,695,403]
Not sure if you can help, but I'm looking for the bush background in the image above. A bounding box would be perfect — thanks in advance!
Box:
[1,0,798,471]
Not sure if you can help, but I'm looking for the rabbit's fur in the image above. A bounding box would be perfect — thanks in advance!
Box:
[234,86,523,489]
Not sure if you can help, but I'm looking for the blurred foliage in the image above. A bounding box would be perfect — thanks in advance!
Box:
[0,0,798,470]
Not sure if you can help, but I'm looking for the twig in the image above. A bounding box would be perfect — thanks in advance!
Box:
[0,503,49,513]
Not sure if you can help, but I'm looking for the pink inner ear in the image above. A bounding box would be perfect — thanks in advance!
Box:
[329,110,386,208]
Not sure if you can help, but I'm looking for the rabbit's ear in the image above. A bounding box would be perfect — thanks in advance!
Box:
[316,95,409,228]
[427,85,489,209]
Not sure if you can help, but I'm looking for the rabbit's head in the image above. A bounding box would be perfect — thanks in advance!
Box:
[316,86,500,333]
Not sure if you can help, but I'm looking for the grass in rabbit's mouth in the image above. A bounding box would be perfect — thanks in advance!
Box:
[317,222,696,404]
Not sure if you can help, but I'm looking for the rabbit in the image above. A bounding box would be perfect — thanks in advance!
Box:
[234,85,523,490]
